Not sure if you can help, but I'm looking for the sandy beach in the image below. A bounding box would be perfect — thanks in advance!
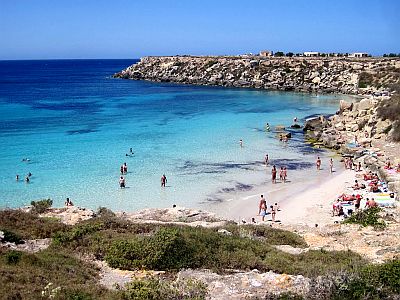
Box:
[206,157,355,227]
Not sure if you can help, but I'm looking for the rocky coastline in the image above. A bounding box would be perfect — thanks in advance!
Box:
[114,55,400,95]
[304,95,400,195]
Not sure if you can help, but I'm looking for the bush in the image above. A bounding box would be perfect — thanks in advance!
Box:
[122,278,206,300]
[96,207,116,219]
[5,250,22,265]
[0,210,67,239]
[328,259,400,299]
[358,72,374,88]
[0,249,113,299]
[377,93,400,141]
[343,207,386,229]
[1,229,24,244]
[106,228,195,271]
[30,198,53,214]
[53,222,103,245]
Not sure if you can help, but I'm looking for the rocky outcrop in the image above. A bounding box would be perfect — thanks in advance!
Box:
[178,269,310,300]
[116,206,228,228]
[304,94,400,197]
[114,56,400,94]
[40,206,95,225]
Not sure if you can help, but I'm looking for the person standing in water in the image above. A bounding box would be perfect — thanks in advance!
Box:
[271,165,277,184]
[239,139,243,147]
[329,158,333,173]
[16,175,19,181]
[264,154,269,165]
[119,176,125,188]
[123,162,128,174]
[316,156,321,170]
[161,174,167,187]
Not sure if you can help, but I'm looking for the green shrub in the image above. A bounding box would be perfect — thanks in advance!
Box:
[0,210,67,239]
[330,259,400,299]
[30,198,53,214]
[1,229,24,244]
[358,72,374,88]
[106,228,194,271]
[96,207,116,219]
[53,222,103,245]
[122,278,206,300]
[343,207,386,229]
[377,93,400,141]
[5,250,22,265]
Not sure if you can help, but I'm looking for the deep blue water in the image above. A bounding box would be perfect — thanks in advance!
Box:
[0,59,347,211]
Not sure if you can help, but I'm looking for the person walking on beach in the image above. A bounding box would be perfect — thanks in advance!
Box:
[265,154,269,166]
[258,195,267,221]
[329,158,333,173]
[119,176,125,188]
[316,156,321,170]
[270,205,276,222]
[282,167,287,183]
[271,165,277,184]
[161,174,167,187]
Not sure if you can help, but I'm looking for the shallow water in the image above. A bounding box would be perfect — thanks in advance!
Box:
[0,59,351,211]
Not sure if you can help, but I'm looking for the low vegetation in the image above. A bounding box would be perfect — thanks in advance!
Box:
[0,209,67,239]
[30,198,53,214]
[377,91,400,141]
[0,209,399,299]
[343,207,386,229]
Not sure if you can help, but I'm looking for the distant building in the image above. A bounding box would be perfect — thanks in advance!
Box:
[304,52,319,57]
[349,52,369,58]
[259,50,273,57]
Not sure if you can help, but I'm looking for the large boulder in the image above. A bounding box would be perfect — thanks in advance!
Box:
[340,100,353,112]
[357,98,373,111]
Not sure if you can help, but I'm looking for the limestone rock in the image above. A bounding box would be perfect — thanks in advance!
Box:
[358,98,373,111]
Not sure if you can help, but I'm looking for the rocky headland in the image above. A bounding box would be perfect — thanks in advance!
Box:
[114,56,400,94]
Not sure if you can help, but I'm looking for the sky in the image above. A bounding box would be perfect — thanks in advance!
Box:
[1,0,399,59]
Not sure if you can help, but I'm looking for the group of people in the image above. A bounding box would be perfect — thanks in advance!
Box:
[258,194,279,222]
[270,165,288,184]
[16,172,32,183]
[119,148,169,189]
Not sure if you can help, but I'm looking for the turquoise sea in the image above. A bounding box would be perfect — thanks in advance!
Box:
[0,59,348,211]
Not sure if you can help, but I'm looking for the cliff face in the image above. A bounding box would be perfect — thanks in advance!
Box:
[114,56,400,94]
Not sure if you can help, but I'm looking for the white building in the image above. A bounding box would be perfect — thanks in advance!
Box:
[304,52,319,57]
[259,50,273,57]
[349,52,369,58]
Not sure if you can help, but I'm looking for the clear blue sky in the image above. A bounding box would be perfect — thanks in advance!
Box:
[1,0,399,59]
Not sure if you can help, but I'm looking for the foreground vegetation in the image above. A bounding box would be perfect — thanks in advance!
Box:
[1,209,399,299]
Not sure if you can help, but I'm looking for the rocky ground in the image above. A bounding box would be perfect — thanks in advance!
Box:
[114,56,400,95]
